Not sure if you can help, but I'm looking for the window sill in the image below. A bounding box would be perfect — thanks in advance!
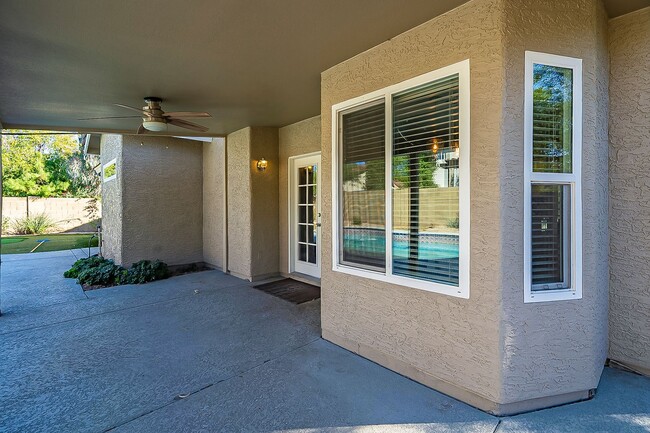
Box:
[332,264,469,299]
[525,288,581,303]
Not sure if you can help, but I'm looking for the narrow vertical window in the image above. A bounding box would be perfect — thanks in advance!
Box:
[339,100,386,270]
[524,52,582,303]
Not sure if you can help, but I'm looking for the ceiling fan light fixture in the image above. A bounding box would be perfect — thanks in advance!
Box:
[142,119,167,132]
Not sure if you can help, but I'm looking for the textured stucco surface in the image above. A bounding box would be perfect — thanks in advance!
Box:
[278,116,321,276]
[608,7,650,374]
[203,138,226,270]
[100,134,123,264]
[118,136,203,267]
[321,0,506,406]
[498,0,610,402]
[226,128,253,279]
[249,127,280,279]
[226,127,280,280]
[321,0,610,410]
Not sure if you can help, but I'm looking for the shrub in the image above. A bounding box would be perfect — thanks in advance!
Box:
[12,213,57,235]
[1,217,10,234]
[64,256,126,286]
[64,257,169,287]
[446,215,460,229]
[125,260,169,284]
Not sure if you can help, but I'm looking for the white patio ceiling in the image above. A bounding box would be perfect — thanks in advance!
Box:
[0,0,646,136]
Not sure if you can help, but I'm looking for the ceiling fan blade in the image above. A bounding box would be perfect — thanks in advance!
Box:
[167,118,209,132]
[137,124,146,134]
[162,111,211,118]
[78,115,142,120]
[114,103,147,114]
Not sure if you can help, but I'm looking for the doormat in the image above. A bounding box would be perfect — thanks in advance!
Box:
[253,278,320,304]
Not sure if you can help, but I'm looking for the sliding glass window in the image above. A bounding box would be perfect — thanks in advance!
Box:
[333,60,470,299]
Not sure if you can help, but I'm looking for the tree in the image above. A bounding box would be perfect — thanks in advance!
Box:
[2,131,100,198]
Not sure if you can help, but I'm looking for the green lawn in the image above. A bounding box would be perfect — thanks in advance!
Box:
[0,234,98,254]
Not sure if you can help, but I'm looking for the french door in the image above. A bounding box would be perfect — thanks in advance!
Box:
[290,153,321,278]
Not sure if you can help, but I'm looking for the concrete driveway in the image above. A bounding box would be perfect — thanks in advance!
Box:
[1,251,649,432]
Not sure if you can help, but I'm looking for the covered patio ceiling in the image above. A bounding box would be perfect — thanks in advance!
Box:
[0,0,646,136]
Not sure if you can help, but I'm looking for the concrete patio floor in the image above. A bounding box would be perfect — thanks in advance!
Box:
[0,251,649,432]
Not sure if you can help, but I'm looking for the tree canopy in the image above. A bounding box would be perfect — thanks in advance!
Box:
[1,131,101,198]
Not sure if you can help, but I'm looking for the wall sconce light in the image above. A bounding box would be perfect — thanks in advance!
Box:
[256,158,268,172]
[431,137,439,155]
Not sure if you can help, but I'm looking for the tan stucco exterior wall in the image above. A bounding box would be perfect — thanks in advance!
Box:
[118,135,203,267]
[226,128,253,279]
[203,137,226,270]
[226,127,280,280]
[321,0,609,413]
[278,116,321,276]
[100,134,124,264]
[498,0,610,405]
[321,0,507,410]
[608,7,650,375]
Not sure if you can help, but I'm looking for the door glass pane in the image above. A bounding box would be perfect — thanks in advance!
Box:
[308,186,315,204]
[340,101,386,270]
[299,244,307,261]
[299,206,306,224]
[307,225,314,244]
[392,74,460,286]
[299,225,306,243]
[308,245,316,264]
[533,64,573,173]
[299,167,307,184]
[300,186,306,204]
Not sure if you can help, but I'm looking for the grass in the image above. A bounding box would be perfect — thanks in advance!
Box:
[0,234,98,254]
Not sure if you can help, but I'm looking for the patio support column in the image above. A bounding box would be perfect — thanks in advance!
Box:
[226,126,279,281]
[0,119,3,315]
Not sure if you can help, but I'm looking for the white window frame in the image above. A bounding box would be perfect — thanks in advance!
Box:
[102,158,117,182]
[331,59,470,299]
[523,51,582,303]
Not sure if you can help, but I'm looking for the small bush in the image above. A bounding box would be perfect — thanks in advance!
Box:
[125,260,169,284]
[1,217,10,234]
[64,256,126,286]
[446,215,460,229]
[12,213,57,235]
[64,257,169,287]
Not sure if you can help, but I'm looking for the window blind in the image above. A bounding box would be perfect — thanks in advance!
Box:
[531,184,570,289]
[340,101,386,270]
[392,74,460,285]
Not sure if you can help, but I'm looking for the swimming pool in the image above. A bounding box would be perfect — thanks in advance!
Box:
[343,229,459,261]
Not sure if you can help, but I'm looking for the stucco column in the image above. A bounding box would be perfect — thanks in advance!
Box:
[226,127,279,281]
[0,119,3,315]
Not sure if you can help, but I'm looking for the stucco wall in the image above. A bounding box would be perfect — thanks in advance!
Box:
[3,197,99,233]
[226,128,253,279]
[279,116,321,276]
[499,0,610,404]
[119,135,203,267]
[226,127,280,280]
[203,138,226,270]
[608,7,650,375]
[321,0,610,412]
[100,134,123,264]
[250,127,280,279]
[321,0,506,408]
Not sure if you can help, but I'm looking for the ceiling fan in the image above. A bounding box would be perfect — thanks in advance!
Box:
[79,97,211,133]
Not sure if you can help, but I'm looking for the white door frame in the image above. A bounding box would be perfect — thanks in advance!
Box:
[288,152,322,278]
